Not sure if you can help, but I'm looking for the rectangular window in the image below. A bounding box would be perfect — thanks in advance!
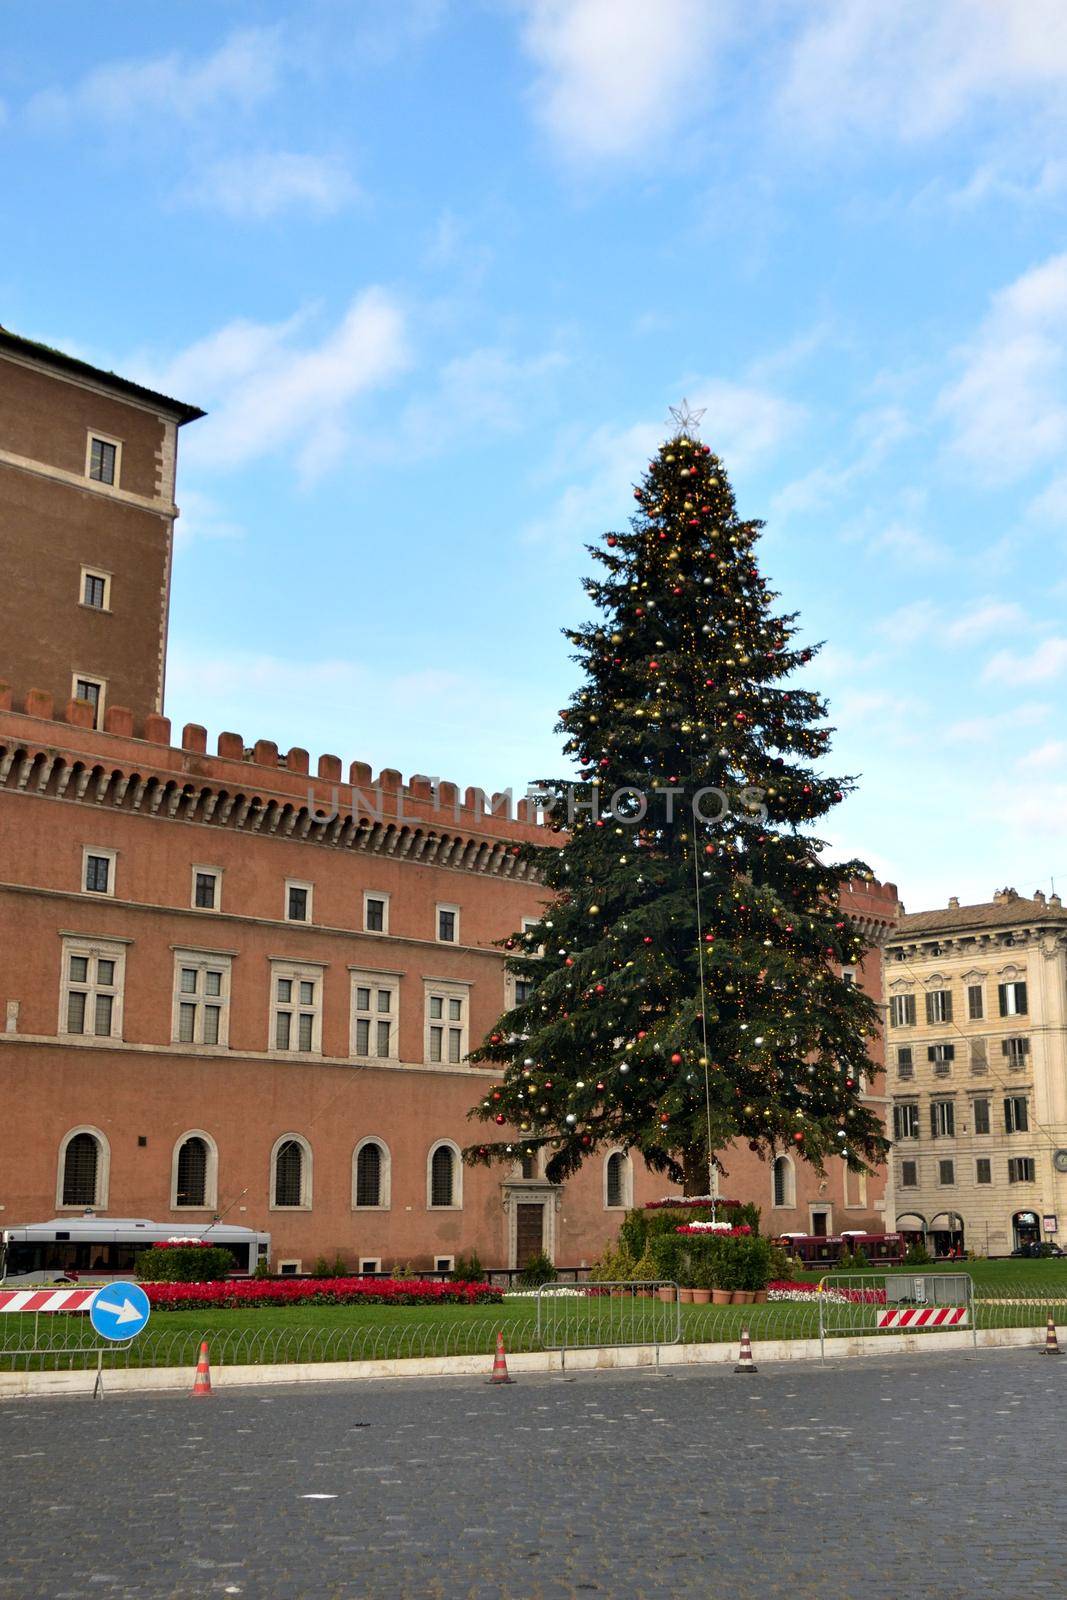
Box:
[364,893,388,934]
[975,1158,992,1185]
[83,850,114,896]
[970,1038,988,1075]
[81,569,110,610]
[437,905,458,943]
[286,882,312,923]
[60,938,125,1040]
[925,989,953,1024]
[900,1159,919,1188]
[896,1046,913,1078]
[514,977,533,1006]
[425,984,468,1065]
[930,1101,955,1139]
[938,1159,955,1186]
[172,952,231,1047]
[72,675,105,728]
[889,994,916,1028]
[998,981,1028,1017]
[1008,1157,1036,1184]
[967,984,984,1020]
[192,868,220,911]
[271,964,323,1054]
[350,972,398,1059]
[973,1098,990,1135]
[893,1103,920,1141]
[927,1043,955,1071]
[1004,1095,1029,1134]
[88,436,118,485]
[1003,1036,1030,1068]
[359,1258,382,1275]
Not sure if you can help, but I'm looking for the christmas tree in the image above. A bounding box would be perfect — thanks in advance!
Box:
[467,405,888,1195]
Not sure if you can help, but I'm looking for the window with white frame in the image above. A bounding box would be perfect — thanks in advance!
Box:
[998,980,1028,1017]
[172,1132,218,1209]
[605,1150,632,1209]
[60,937,125,1039]
[1002,1036,1030,1068]
[434,1256,454,1274]
[930,1100,956,1139]
[927,1042,955,1071]
[271,963,323,1054]
[896,1046,914,1079]
[271,1135,312,1209]
[363,892,389,934]
[772,1154,796,1207]
[173,951,231,1046]
[277,1260,301,1276]
[892,1103,920,1141]
[72,674,106,727]
[87,433,120,486]
[80,567,111,611]
[285,880,313,923]
[425,982,468,1064]
[1003,1095,1029,1134]
[352,1138,390,1209]
[58,1126,110,1208]
[192,866,221,911]
[521,917,544,956]
[428,1141,461,1208]
[350,972,398,1060]
[925,989,953,1024]
[889,994,915,1027]
[82,847,116,896]
[359,1258,382,1275]
[436,904,459,943]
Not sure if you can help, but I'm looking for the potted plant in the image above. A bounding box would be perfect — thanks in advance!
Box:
[691,1259,713,1305]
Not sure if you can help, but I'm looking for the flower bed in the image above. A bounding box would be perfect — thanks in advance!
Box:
[144,1276,503,1312]
[644,1197,742,1210]
[767,1280,886,1305]
[674,1223,752,1236]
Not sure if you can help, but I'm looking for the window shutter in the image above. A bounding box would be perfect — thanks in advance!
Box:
[930,1105,938,1137]
[945,1043,955,1061]
[1016,982,1027,1014]
[998,983,1007,1017]
[927,1045,937,1062]
[943,991,953,1022]
[925,992,935,1024]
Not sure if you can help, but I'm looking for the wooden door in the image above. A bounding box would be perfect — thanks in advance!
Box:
[515,1203,545,1267]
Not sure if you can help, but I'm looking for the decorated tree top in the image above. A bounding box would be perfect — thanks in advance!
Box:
[468,409,888,1193]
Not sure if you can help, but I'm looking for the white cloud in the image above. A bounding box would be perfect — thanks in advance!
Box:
[983,637,1067,685]
[28,26,282,126]
[174,489,246,547]
[134,289,410,479]
[872,523,947,568]
[179,152,358,219]
[944,704,1048,743]
[876,600,939,646]
[1018,739,1067,770]
[779,0,1067,143]
[517,0,731,162]
[945,600,1027,644]
[396,345,568,455]
[937,252,1067,481]
[772,404,910,519]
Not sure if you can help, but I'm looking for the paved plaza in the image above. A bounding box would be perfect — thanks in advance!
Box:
[0,1350,1063,1598]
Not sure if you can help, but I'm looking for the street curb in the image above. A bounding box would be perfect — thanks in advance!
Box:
[0,1323,1051,1399]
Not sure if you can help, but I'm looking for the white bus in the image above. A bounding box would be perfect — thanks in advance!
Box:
[0,1218,271,1284]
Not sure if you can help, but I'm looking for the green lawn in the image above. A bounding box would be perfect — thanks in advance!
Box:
[2,1262,1064,1374]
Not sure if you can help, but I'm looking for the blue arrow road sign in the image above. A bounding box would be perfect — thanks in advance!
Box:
[89,1281,151,1340]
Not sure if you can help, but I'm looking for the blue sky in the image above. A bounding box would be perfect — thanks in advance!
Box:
[4,0,1067,913]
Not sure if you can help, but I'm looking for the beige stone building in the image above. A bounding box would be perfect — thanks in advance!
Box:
[884,889,1067,1256]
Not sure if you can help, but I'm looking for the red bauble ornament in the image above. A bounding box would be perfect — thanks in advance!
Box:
[704,933,714,943]
[643,936,653,944]
[565,957,574,966]
[793,1131,804,1142]
[607,535,618,546]
[596,1082,605,1091]
[490,1033,502,1044]
[495,1114,506,1125]
[649,661,659,670]
[670,1052,682,1064]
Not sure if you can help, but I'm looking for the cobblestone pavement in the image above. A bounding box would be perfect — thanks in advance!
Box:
[0,1349,1064,1599]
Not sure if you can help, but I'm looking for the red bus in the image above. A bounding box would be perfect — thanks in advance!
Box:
[775,1231,905,1268]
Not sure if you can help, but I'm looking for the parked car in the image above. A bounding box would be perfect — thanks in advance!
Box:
[1010,1241,1064,1258]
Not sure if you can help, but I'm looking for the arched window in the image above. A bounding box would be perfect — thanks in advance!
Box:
[58,1127,110,1209]
[171,1130,218,1210]
[353,1138,391,1209]
[772,1155,795,1209]
[605,1150,631,1209]
[428,1141,461,1209]
[271,1135,312,1209]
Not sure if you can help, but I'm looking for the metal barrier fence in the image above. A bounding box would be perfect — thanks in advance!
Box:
[817,1273,977,1356]
[535,1282,682,1355]
[0,1276,1064,1379]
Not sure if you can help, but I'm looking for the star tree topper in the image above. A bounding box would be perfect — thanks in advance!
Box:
[668,398,706,436]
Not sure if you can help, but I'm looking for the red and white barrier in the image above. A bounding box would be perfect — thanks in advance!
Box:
[0,1288,98,1314]
[877,1306,968,1329]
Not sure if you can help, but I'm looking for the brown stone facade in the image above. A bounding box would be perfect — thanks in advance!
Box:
[0,333,201,725]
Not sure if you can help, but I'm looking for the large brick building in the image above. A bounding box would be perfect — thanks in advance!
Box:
[0,329,897,1270]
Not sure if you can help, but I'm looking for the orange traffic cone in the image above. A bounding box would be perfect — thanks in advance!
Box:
[191,1340,213,1396]
[1042,1313,1060,1355]
[488,1330,513,1384]
[734,1326,758,1375]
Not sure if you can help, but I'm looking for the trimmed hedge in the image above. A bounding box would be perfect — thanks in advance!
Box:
[136,1245,238,1283]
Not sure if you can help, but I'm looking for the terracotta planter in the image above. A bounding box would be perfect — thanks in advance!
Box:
[731,1290,754,1304]
[752,1289,769,1304]
[635,1288,651,1298]
[691,1288,712,1305]
[679,1288,695,1304]
[656,1286,675,1303]
[711,1288,731,1305]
